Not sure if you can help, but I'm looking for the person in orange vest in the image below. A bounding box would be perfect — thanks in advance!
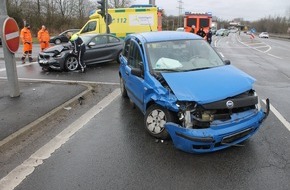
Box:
[20,23,33,64]
[37,25,50,51]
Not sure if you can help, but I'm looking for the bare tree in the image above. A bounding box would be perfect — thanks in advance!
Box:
[108,0,132,8]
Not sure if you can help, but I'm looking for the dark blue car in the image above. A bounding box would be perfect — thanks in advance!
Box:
[119,31,270,153]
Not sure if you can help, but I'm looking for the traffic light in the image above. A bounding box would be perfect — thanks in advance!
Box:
[97,0,105,18]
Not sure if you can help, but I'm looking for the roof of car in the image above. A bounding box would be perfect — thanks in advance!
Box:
[126,31,202,43]
[79,33,115,37]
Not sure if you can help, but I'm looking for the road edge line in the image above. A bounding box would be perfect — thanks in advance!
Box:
[0,88,120,190]
[262,99,290,132]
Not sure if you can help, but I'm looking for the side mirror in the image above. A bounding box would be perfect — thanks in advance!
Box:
[224,60,231,65]
[88,42,96,47]
[131,68,142,77]
[131,62,144,78]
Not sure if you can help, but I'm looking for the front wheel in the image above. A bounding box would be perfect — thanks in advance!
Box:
[144,104,176,139]
[64,56,79,71]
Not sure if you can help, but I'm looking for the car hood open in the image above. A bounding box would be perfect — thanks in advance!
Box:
[161,65,255,104]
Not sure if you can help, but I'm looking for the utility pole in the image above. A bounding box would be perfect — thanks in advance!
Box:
[177,0,183,28]
[149,0,156,6]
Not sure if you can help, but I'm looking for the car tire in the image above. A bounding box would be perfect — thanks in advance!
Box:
[116,51,122,64]
[55,39,61,44]
[144,104,176,140]
[120,76,128,98]
[64,56,79,71]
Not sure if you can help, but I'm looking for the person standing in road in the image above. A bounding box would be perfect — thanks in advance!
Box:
[206,28,213,45]
[196,27,206,38]
[190,25,195,34]
[37,25,50,51]
[67,32,86,72]
[20,23,33,64]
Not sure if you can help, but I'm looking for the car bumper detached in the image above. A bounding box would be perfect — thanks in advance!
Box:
[165,99,270,153]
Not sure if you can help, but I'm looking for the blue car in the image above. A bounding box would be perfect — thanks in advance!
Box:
[119,31,269,153]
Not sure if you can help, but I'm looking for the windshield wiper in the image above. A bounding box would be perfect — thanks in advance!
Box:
[185,67,211,72]
[154,68,183,72]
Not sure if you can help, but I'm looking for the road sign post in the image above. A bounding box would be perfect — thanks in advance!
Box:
[0,0,20,97]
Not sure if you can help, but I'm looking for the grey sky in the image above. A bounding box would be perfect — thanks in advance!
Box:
[133,0,290,21]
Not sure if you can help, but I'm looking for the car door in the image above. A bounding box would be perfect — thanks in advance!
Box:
[106,35,122,59]
[84,35,111,64]
[124,40,146,112]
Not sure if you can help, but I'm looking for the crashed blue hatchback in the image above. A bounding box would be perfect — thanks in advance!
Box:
[119,31,269,153]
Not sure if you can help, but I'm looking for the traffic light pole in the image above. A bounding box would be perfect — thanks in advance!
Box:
[0,0,20,97]
[105,0,109,34]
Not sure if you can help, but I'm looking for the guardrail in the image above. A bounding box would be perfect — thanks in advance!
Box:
[269,33,290,40]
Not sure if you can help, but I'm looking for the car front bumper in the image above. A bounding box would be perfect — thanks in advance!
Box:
[165,99,270,153]
[38,54,66,70]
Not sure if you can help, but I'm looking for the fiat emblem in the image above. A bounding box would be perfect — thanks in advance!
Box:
[226,100,234,109]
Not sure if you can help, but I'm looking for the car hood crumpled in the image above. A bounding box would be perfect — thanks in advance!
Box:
[43,44,66,53]
[161,65,255,104]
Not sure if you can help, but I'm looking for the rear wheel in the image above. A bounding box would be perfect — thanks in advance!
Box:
[144,104,176,139]
[116,51,122,64]
[64,56,79,71]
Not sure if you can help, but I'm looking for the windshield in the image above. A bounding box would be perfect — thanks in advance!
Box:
[145,39,225,72]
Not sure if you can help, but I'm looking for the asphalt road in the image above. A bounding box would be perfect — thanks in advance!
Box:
[0,33,290,190]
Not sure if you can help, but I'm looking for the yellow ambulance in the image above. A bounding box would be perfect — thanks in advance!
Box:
[78,6,162,38]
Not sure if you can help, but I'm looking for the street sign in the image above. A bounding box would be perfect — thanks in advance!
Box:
[2,17,20,53]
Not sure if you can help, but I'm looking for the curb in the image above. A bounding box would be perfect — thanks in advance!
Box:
[0,81,93,148]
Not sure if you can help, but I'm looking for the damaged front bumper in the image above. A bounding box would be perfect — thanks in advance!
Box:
[165,99,270,153]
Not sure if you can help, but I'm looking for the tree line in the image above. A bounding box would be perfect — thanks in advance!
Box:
[6,0,132,35]
[6,0,290,35]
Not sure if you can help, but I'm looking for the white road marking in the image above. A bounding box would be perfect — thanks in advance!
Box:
[0,77,119,85]
[267,53,283,59]
[219,52,224,58]
[0,89,121,190]
[263,99,290,132]
[236,34,282,59]
[0,62,37,72]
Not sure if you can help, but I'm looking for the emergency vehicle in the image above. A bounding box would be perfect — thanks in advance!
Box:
[184,12,212,33]
[78,5,162,38]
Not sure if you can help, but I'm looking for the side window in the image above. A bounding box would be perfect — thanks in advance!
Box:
[81,21,97,33]
[122,39,131,59]
[108,36,120,43]
[93,35,107,45]
[128,42,143,70]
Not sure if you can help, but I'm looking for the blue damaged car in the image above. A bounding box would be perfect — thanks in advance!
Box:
[119,31,269,153]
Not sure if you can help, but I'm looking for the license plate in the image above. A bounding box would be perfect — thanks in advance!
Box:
[40,60,48,64]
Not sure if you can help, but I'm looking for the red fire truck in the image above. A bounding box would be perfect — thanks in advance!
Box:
[184,12,212,33]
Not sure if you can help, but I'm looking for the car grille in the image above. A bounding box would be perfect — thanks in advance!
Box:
[193,91,258,128]
[39,54,51,59]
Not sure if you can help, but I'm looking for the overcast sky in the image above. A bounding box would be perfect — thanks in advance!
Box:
[133,0,290,21]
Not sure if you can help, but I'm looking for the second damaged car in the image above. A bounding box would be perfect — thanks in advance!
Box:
[38,33,123,71]
[119,31,270,153]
